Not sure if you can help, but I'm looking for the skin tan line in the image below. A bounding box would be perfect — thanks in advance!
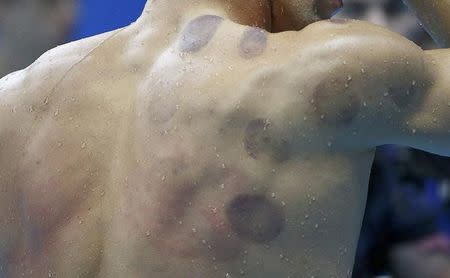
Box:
[0,0,449,277]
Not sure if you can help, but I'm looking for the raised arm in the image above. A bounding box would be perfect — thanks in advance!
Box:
[284,19,450,155]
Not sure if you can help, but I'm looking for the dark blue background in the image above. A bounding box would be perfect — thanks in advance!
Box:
[70,0,147,40]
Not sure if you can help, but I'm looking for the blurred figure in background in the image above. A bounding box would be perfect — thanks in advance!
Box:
[335,1,450,277]
[0,0,77,77]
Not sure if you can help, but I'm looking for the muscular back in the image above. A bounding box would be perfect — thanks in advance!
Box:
[0,3,446,277]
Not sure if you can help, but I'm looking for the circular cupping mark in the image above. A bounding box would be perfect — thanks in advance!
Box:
[226,194,285,243]
[313,81,361,126]
[244,118,292,162]
[179,15,224,53]
[239,27,267,59]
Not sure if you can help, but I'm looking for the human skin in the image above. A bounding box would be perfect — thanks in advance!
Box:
[0,0,449,277]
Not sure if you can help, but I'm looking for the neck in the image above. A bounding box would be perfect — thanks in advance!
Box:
[140,0,272,31]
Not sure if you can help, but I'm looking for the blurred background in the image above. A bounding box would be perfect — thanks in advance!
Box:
[1,0,449,277]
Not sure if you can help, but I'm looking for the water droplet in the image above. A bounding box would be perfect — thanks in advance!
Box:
[327,142,333,148]
[146,230,151,237]
[412,80,416,86]
[220,183,225,189]
[361,68,366,74]
[279,254,284,259]
[412,129,417,134]
[81,142,86,149]
[305,214,309,219]
[192,227,197,233]
[271,192,276,198]
[347,75,352,81]
[314,224,319,229]
[383,92,389,97]
[281,201,286,206]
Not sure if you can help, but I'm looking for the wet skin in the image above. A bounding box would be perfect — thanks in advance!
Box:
[1,0,450,277]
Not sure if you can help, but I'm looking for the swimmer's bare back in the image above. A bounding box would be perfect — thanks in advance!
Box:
[1,0,450,277]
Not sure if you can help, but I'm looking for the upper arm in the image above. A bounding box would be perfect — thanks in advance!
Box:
[386,50,450,157]
[302,20,450,156]
[281,20,430,151]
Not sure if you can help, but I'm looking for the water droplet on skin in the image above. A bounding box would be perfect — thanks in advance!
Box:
[412,129,417,134]
[161,175,166,181]
[81,142,86,149]
[281,201,286,206]
[220,183,225,189]
[305,214,309,219]
[347,75,352,81]
[327,142,333,148]
[271,192,276,198]
[146,230,151,237]
[315,224,319,229]
[361,68,366,74]
[192,227,197,233]
[383,92,389,97]
[279,254,284,259]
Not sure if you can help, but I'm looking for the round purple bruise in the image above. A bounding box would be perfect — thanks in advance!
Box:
[239,27,267,59]
[179,15,224,53]
[226,194,285,243]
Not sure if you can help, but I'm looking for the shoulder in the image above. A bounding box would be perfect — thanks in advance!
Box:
[0,28,124,146]
[0,29,122,103]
